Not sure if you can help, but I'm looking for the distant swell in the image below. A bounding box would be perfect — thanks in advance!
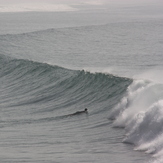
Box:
[0,4,76,13]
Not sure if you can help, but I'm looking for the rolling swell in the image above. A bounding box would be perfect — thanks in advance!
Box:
[0,55,131,113]
[109,77,163,161]
[0,55,132,149]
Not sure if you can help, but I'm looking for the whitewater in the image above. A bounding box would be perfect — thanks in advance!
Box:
[0,1,163,163]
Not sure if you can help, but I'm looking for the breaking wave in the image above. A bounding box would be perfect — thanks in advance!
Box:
[0,55,163,162]
[109,77,163,162]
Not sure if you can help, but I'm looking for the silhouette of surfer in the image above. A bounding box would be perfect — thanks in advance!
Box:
[70,108,88,116]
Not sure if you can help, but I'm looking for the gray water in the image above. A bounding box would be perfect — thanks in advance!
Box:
[1,10,163,77]
[0,2,163,163]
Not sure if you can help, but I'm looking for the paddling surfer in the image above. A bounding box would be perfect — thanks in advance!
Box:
[71,108,88,116]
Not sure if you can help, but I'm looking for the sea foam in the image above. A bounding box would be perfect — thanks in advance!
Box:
[109,79,163,161]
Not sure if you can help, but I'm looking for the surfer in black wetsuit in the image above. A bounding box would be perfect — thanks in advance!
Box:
[71,108,88,116]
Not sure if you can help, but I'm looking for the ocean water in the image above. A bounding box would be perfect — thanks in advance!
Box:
[0,3,163,163]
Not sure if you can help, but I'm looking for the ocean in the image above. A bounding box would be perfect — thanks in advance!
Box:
[0,2,163,163]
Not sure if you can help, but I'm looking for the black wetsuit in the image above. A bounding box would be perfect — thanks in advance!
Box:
[71,110,88,115]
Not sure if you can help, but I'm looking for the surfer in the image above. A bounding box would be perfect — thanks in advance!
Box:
[70,108,88,116]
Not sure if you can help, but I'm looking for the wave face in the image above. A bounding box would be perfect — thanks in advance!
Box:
[0,55,135,162]
[0,56,130,109]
